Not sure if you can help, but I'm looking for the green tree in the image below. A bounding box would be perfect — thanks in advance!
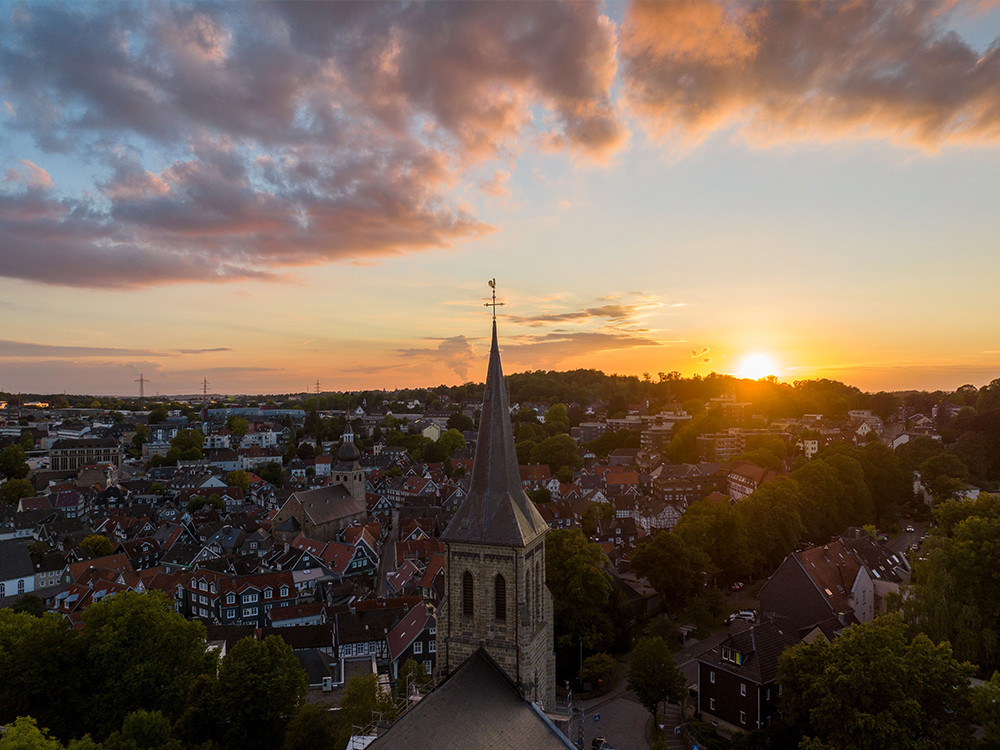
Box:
[674,501,748,581]
[0,716,64,750]
[545,530,614,652]
[904,506,1000,672]
[530,487,552,503]
[283,703,341,750]
[131,423,149,453]
[104,710,180,750]
[146,407,168,424]
[626,637,685,725]
[0,444,29,480]
[544,403,569,435]
[778,615,974,749]
[1,478,34,505]
[0,610,84,741]
[215,636,307,750]
[446,412,474,432]
[225,469,250,495]
[226,416,249,440]
[81,591,213,738]
[257,462,284,488]
[186,495,223,513]
[338,673,396,736]
[530,434,582,474]
[631,530,712,603]
[78,534,114,558]
[165,429,204,465]
[919,453,970,501]
[11,594,46,617]
[437,428,466,458]
[578,652,615,688]
[397,659,434,696]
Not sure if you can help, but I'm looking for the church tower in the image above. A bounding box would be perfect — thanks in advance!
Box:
[333,422,365,504]
[436,318,555,708]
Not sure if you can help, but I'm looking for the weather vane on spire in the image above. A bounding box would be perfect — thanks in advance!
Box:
[485,278,505,320]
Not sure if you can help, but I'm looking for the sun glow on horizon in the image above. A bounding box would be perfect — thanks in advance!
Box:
[735,353,778,380]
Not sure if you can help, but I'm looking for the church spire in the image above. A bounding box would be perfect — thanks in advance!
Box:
[442,316,547,546]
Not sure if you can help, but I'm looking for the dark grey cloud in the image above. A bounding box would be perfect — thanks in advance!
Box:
[0,340,165,358]
[177,347,231,354]
[507,304,652,327]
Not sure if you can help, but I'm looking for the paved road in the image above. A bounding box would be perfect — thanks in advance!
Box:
[888,520,926,556]
[571,632,727,750]
[375,506,400,596]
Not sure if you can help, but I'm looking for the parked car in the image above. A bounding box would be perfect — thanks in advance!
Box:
[725,610,757,625]
[728,581,746,592]
[905,525,915,533]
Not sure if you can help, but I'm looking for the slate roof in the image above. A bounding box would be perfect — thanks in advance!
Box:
[386,602,434,661]
[291,485,365,526]
[441,322,548,548]
[371,648,574,749]
[696,620,798,685]
[0,539,34,581]
[795,540,862,614]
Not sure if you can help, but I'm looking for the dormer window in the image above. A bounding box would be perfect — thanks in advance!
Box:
[226,593,236,604]
[722,646,744,666]
[279,586,289,598]
[264,588,272,599]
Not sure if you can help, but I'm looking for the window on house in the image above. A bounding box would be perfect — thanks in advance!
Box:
[462,571,474,618]
[243,592,258,603]
[423,660,432,673]
[264,588,272,599]
[710,671,715,684]
[226,608,235,618]
[413,641,423,654]
[429,626,436,635]
[709,698,715,710]
[428,640,436,653]
[741,683,747,697]
[226,593,235,604]
[0,583,5,597]
[740,711,747,725]
[280,586,289,597]
[494,574,506,621]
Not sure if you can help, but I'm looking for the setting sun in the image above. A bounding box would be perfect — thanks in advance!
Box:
[736,353,778,380]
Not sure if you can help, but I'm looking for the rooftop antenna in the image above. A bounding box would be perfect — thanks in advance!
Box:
[202,377,210,404]
[484,277,505,320]
[135,373,146,408]
[315,380,321,396]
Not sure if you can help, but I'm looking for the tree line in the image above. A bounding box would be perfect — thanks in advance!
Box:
[0,591,398,750]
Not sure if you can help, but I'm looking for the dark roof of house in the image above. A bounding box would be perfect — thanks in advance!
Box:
[696,620,798,685]
[371,648,574,749]
[442,322,548,548]
[0,539,35,581]
[291,485,366,526]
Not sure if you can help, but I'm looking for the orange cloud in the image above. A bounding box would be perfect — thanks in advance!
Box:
[621,0,1000,151]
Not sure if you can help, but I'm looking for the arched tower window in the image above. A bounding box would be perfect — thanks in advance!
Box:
[494,574,506,621]
[462,571,474,618]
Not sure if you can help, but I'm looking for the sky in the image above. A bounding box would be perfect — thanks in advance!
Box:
[1,0,1000,397]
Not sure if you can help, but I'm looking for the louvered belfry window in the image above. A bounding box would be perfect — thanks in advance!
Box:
[494,574,506,621]
[463,571,474,618]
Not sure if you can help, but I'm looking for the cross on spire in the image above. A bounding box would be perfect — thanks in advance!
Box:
[484,278,505,320]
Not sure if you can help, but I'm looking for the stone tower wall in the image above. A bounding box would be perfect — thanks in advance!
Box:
[437,537,554,708]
